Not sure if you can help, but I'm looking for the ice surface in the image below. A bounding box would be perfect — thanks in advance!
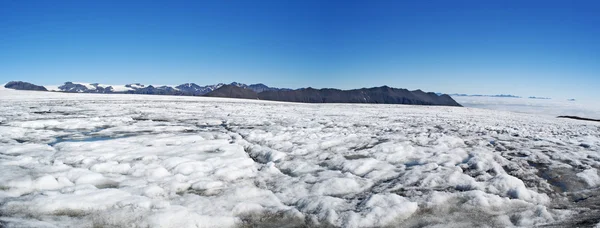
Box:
[1,89,599,227]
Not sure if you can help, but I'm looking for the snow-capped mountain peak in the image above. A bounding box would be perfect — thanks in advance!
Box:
[47,81,288,95]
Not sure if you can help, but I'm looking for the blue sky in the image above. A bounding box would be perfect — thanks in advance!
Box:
[1,0,599,100]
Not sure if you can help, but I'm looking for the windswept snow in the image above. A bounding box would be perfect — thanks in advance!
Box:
[0,89,599,227]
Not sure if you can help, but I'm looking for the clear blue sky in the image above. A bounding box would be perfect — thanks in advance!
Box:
[1,0,599,100]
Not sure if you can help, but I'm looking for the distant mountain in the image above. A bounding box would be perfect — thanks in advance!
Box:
[245,83,292,93]
[204,85,259,99]
[175,83,223,95]
[449,94,521,98]
[449,93,554,100]
[226,82,291,93]
[125,83,145,89]
[259,86,461,106]
[206,85,461,106]
[229,82,247,88]
[528,96,551,100]
[4,81,47,91]
[126,85,187,95]
[59,82,115,93]
[44,81,289,95]
[4,81,462,106]
[558,116,600,122]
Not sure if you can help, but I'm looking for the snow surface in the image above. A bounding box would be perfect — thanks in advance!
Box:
[44,85,60,92]
[108,84,136,92]
[454,96,600,119]
[1,89,599,227]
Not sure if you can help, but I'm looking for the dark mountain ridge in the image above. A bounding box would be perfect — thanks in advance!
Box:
[4,81,47,91]
[557,116,600,123]
[205,85,462,106]
[5,81,462,106]
[204,85,259,99]
[258,86,460,106]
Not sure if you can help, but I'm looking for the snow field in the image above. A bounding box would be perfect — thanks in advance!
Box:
[0,89,599,227]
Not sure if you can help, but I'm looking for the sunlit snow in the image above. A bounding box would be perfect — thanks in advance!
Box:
[1,88,599,227]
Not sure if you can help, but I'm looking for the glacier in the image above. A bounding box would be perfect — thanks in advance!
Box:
[0,88,599,227]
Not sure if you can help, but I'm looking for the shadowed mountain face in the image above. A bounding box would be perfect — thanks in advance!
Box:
[206,85,461,106]
[257,86,462,106]
[4,81,47,91]
[204,85,259,99]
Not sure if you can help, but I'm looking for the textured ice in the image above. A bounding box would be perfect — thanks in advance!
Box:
[1,88,599,227]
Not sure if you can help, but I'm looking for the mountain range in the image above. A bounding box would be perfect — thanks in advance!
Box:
[448,93,554,100]
[528,96,551,100]
[448,93,522,98]
[4,81,462,106]
[46,81,289,95]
